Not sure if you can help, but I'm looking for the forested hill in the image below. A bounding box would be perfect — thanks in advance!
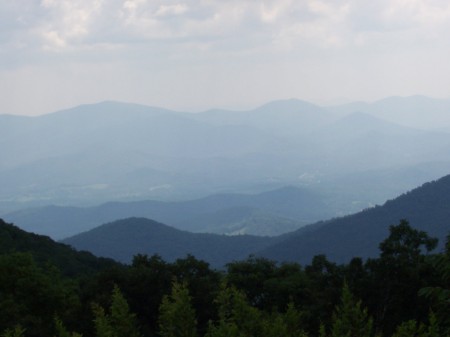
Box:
[0,218,119,276]
[259,174,450,264]
[1,215,449,337]
[3,185,331,239]
[62,217,277,267]
[60,174,450,268]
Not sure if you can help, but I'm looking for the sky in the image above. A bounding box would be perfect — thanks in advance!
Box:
[1,0,450,116]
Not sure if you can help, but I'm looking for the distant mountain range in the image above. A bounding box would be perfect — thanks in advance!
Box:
[327,95,450,130]
[61,174,450,267]
[3,186,333,239]
[2,96,450,219]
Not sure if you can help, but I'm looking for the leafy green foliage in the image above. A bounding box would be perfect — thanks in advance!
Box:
[159,282,197,337]
[392,312,441,337]
[361,220,440,336]
[92,285,141,337]
[419,235,450,333]
[329,282,374,337]
[379,219,438,262]
[54,317,83,337]
[0,252,78,337]
[1,217,450,337]
[1,326,25,337]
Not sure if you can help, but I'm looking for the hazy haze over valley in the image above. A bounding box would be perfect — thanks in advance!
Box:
[2,97,450,241]
[2,1,450,242]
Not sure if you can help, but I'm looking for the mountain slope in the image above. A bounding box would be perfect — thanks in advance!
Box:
[57,174,450,268]
[0,218,119,276]
[259,174,450,265]
[3,98,450,223]
[0,101,292,209]
[327,95,450,130]
[195,98,336,138]
[62,217,277,268]
[3,186,331,239]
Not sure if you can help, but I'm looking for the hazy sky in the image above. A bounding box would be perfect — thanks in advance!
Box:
[1,0,450,116]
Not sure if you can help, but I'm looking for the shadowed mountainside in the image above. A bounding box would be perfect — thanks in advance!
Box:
[259,173,450,264]
[3,186,333,239]
[62,217,277,268]
[62,174,450,267]
[0,218,119,277]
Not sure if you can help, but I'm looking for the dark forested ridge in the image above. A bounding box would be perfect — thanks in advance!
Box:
[62,217,277,267]
[259,173,450,264]
[0,218,119,276]
[0,216,449,337]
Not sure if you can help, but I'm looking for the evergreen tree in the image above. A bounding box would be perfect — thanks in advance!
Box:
[158,282,197,337]
[206,283,261,337]
[330,282,374,337]
[109,285,141,337]
[392,320,420,337]
[283,302,308,337]
[1,326,25,337]
[261,307,308,337]
[419,235,450,332]
[54,317,83,337]
[91,285,141,337]
[92,304,114,337]
[379,312,443,337]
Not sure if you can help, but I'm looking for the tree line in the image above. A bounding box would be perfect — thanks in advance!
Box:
[0,219,449,337]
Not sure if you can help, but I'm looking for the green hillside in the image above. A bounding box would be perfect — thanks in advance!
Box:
[260,174,450,264]
[0,218,119,277]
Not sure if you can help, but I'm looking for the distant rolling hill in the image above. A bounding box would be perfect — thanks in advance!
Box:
[326,95,450,130]
[3,186,333,239]
[61,174,450,268]
[259,174,450,265]
[61,217,277,268]
[3,97,450,221]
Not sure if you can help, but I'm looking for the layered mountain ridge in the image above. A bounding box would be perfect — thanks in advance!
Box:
[60,173,450,267]
[3,96,450,223]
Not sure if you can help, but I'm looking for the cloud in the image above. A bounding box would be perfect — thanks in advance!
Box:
[0,0,447,56]
[1,0,450,115]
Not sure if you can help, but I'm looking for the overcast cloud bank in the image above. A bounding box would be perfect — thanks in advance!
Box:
[1,0,450,115]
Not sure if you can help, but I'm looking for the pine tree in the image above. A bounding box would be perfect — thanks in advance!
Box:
[1,326,25,337]
[212,283,261,337]
[331,282,374,337]
[109,285,141,337]
[392,320,420,337]
[419,235,450,333]
[283,302,308,337]
[54,317,83,337]
[92,285,141,337]
[158,282,197,337]
[92,304,114,337]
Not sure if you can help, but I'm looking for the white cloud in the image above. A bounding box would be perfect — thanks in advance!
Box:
[155,4,188,17]
[1,0,450,115]
[0,0,445,54]
[36,0,104,50]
